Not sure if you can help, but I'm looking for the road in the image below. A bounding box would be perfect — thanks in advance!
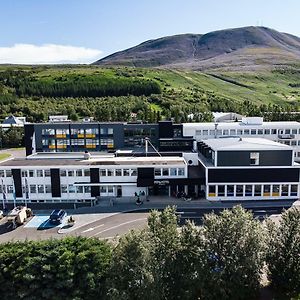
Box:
[0,205,290,243]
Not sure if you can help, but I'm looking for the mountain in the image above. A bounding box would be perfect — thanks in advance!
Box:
[93,26,300,71]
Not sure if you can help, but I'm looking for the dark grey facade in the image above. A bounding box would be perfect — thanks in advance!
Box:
[217,150,293,167]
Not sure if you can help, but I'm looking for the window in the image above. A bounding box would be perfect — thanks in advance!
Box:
[115,169,122,176]
[29,170,35,177]
[45,185,51,193]
[264,129,270,135]
[107,169,114,176]
[271,129,277,135]
[291,185,298,196]
[202,130,208,136]
[209,130,215,136]
[217,185,225,197]
[108,186,114,193]
[68,170,74,177]
[21,170,27,177]
[155,168,161,176]
[285,129,291,134]
[162,168,169,176]
[257,129,263,135]
[37,170,44,177]
[60,170,67,177]
[236,185,243,196]
[292,129,297,135]
[123,169,130,176]
[254,185,261,196]
[44,170,50,177]
[170,168,177,176]
[61,185,68,194]
[100,186,107,193]
[84,169,90,177]
[223,129,229,135]
[100,169,107,176]
[227,185,234,197]
[230,129,236,135]
[68,185,76,193]
[84,186,91,193]
[291,140,297,146]
[243,129,250,135]
[38,185,45,193]
[7,185,13,193]
[272,185,280,196]
[281,184,288,196]
[263,185,271,196]
[0,170,4,177]
[30,185,36,193]
[250,152,259,165]
[178,168,185,176]
[195,130,202,136]
[5,170,12,177]
[131,169,137,176]
[76,186,83,193]
[76,170,83,177]
[237,129,243,135]
[245,185,253,196]
[209,185,216,195]
[251,129,256,135]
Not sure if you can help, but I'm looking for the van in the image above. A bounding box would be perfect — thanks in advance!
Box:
[7,206,28,225]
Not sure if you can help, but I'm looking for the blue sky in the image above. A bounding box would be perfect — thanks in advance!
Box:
[0,0,299,63]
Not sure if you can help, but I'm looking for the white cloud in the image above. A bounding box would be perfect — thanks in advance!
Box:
[0,44,102,64]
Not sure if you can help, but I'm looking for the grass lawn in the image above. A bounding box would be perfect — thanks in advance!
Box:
[0,153,11,161]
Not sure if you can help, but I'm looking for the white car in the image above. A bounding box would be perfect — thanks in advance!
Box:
[0,210,3,219]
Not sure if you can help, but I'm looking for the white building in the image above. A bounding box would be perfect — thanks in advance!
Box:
[183,117,300,160]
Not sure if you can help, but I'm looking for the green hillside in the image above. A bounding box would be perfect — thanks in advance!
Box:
[0,65,299,123]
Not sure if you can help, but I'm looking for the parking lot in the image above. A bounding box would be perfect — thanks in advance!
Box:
[0,211,148,243]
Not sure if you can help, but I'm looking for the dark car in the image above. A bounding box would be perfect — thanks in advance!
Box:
[49,209,67,224]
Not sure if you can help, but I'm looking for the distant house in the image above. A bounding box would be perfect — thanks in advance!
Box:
[213,112,244,123]
[1,115,26,129]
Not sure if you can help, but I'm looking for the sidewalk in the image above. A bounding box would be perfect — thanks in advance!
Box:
[46,198,296,216]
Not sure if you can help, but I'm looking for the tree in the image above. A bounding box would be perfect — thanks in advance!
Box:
[200,205,265,300]
[266,207,300,297]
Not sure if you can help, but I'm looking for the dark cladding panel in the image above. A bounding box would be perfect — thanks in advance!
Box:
[90,168,100,197]
[208,168,299,183]
[24,124,35,156]
[158,121,174,138]
[137,167,154,187]
[12,169,22,198]
[50,169,61,197]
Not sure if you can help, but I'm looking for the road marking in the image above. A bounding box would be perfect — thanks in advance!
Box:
[81,223,104,233]
[91,217,147,237]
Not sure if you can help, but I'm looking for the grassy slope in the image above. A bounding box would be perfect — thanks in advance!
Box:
[1,65,300,107]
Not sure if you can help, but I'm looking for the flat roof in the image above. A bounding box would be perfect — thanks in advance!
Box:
[202,137,292,151]
[0,156,186,167]
[183,121,300,128]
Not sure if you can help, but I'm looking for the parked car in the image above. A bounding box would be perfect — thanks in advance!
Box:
[7,206,27,225]
[0,210,3,219]
[49,209,67,224]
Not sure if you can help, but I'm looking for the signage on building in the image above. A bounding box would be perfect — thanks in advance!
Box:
[154,180,169,185]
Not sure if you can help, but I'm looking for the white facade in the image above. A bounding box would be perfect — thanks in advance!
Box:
[183,119,300,160]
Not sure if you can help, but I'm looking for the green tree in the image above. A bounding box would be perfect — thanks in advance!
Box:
[266,207,300,297]
[200,205,265,300]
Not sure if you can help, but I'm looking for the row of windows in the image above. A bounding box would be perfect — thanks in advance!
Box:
[42,138,114,146]
[196,128,300,136]
[208,184,298,197]
[42,128,114,136]
[155,168,185,176]
[0,167,186,179]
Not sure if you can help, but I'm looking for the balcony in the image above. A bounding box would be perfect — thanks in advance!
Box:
[278,134,295,139]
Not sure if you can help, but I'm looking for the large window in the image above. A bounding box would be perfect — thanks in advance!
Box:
[291,185,298,196]
[208,185,216,196]
[281,184,288,196]
[217,185,225,197]
[227,185,234,197]
[245,185,253,196]
[254,185,261,196]
[272,185,280,196]
[124,127,156,147]
[236,185,243,196]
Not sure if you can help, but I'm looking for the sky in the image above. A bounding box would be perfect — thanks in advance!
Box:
[0,0,299,64]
